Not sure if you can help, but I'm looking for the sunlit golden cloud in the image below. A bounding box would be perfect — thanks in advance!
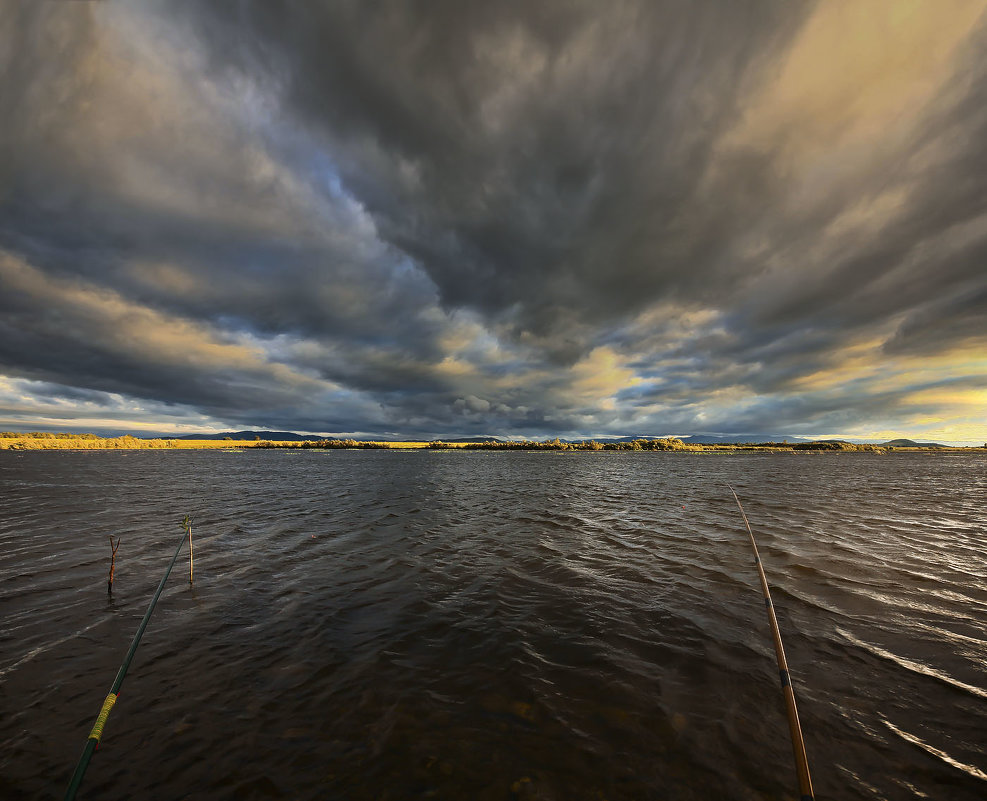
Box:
[726,0,986,163]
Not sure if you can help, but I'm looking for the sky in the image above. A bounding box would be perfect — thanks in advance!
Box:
[1,1,986,443]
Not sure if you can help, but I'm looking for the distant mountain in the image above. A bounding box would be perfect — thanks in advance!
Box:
[166,430,330,441]
[159,431,949,447]
[582,435,689,443]
[677,433,814,445]
[164,431,515,443]
[550,434,816,445]
[437,436,510,443]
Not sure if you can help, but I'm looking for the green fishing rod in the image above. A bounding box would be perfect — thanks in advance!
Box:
[730,487,814,801]
[64,516,193,801]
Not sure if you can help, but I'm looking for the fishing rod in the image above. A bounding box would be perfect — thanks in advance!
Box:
[64,519,193,801]
[730,486,814,801]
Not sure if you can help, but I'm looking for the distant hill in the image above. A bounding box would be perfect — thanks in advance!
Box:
[437,436,509,443]
[587,435,690,443]
[880,438,945,448]
[164,431,510,443]
[548,434,816,445]
[166,430,330,441]
[159,431,950,447]
[677,434,814,445]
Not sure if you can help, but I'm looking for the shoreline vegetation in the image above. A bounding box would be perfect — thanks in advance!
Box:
[1,432,981,452]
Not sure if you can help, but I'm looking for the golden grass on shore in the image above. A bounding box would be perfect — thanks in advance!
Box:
[0,434,439,450]
[1,433,980,452]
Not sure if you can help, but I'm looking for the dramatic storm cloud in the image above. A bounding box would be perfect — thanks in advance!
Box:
[2,1,986,442]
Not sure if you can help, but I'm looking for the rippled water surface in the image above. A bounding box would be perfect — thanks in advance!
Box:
[1,449,985,800]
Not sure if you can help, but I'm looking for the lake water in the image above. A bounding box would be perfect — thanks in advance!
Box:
[1,449,984,800]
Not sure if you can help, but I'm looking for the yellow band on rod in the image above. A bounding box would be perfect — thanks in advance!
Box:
[88,693,118,743]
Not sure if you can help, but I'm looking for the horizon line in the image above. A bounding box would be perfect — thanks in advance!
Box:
[2,427,982,447]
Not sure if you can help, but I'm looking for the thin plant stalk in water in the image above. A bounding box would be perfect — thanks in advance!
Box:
[107,536,121,595]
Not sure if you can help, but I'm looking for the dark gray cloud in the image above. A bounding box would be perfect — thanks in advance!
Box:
[1,1,986,442]
[181,1,808,341]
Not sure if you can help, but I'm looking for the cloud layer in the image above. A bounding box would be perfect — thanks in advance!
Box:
[2,1,986,442]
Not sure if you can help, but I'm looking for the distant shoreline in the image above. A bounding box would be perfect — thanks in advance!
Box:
[1,434,982,453]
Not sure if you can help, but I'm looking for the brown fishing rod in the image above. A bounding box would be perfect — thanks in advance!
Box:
[730,486,814,801]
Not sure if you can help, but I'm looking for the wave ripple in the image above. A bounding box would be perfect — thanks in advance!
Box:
[1,449,985,800]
